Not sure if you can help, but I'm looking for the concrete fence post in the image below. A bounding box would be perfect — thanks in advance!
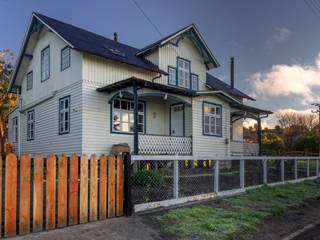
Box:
[214,160,219,193]
[281,159,285,182]
[173,159,179,199]
[294,158,298,179]
[307,159,310,177]
[240,158,245,189]
[317,159,319,177]
[263,158,267,184]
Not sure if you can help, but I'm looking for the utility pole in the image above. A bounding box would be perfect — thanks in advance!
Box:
[311,103,320,155]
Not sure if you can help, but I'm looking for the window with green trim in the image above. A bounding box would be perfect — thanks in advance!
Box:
[177,58,190,88]
[203,102,222,136]
[61,47,70,70]
[41,46,50,81]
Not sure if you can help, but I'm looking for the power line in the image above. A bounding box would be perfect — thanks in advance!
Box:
[130,0,163,37]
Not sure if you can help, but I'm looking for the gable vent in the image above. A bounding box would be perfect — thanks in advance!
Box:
[104,45,126,57]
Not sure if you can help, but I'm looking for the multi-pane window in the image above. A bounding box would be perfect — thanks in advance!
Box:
[112,98,145,133]
[41,46,50,81]
[203,102,222,136]
[191,74,198,91]
[26,71,33,90]
[177,58,190,88]
[168,67,176,85]
[61,47,70,70]
[59,96,70,134]
[27,110,35,140]
[12,117,18,142]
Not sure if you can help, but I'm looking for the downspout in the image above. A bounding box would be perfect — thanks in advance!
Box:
[17,89,21,158]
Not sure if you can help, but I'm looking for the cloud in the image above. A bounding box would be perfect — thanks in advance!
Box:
[249,53,320,106]
[266,27,292,49]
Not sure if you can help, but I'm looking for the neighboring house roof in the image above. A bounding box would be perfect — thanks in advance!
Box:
[206,73,255,101]
[136,24,220,69]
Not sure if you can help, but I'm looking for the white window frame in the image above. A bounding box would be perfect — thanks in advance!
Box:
[59,96,70,134]
[191,74,199,91]
[112,98,145,134]
[41,46,50,81]
[26,71,33,90]
[27,110,35,140]
[12,117,18,143]
[168,66,176,85]
[203,102,222,136]
[177,57,190,89]
[61,46,70,71]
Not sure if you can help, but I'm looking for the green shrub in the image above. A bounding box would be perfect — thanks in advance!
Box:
[131,170,163,187]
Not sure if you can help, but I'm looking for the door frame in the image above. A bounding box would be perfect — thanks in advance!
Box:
[169,103,185,136]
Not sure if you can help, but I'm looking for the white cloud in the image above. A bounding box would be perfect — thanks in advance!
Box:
[267,27,293,49]
[250,53,320,106]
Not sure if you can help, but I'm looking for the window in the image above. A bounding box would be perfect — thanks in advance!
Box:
[168,67,176,85]
[112,98,145,133]
[191,74,198,91]
[41,46,50,81]
[61,47,70,70]
[203,102,222,136]
[12,117,18,142]
[59,96,70,134]
[27,110,35,140]
[177,58,190,88]
[26,71,33,90]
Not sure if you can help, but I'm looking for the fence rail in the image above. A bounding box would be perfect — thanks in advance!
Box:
[129,155,320,213]
[0,153,125,238]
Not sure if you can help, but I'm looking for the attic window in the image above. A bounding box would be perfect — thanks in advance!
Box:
[104,45,126,57]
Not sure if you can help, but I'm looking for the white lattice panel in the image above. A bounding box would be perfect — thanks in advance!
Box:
[138,134,192,155]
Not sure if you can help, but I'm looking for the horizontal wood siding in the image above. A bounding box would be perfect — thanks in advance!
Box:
[7,108,19,155]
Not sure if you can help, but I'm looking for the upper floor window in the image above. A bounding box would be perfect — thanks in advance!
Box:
[27,110,35,140]
[41,46,50,81]
[112,98,145,134]
[59,96,70,134]
[191,74,199,91]
[12,117,18,142]
[168,67,176,85]
[26,71,33,90]
[61,47,70,71]
[203,102,222,136]
[177,58,190,89]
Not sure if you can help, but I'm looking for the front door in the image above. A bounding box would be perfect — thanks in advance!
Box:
[170,104,184,136]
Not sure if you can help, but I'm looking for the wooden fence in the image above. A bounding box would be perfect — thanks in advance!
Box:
[0,153,125,237]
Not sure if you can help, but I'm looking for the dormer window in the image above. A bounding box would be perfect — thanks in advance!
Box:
[177,57,190,89]
[61,46,70,71]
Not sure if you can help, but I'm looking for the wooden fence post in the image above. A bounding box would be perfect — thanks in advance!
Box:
[90,154,98,221]
[46,154,56,230]
[123,153,132,216]
[117,155,124,216]
[108,155,116,218]
[58,154,67,227]
[80,154,88,223]
[69,154,78,225]
[33,154,43,232]
[99,155,107,220]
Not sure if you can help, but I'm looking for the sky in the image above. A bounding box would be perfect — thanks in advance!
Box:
[1,0,320,128]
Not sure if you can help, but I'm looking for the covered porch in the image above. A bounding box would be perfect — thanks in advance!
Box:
[97,77,195,155]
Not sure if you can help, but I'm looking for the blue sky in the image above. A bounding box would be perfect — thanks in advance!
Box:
[2,0,320,127]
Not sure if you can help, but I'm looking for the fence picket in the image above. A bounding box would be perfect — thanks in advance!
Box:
[90,154,98,221]
[116,155,124,216]
[80,154,88,223]
[99,155,107,220]
[69,154,78,225]
[4,153,17,237]
[33,154,43,232]
[108,155,116,218]
[58,154,68,227]
[0,155,2,237]
[19,154,31,234]
[46,154,56,230]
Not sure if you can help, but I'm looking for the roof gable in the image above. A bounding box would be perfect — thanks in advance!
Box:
[137,24,220,70]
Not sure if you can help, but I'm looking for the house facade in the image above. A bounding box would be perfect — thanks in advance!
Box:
[7,13,271,157]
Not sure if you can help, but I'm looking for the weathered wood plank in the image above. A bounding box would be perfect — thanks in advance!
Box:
[80,154,88,223]
[46,154,56,230]
[33,154,43,232]
[69,154,78,226]
[58,154,67,227]
[108,155,116,218]
[116,155,124,216]
[19,154,31,234]
[99,155,107,220]
[90,154,98,221]
[5,153,17,237]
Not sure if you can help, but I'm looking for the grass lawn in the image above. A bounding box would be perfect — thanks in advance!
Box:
[151,177,320,240]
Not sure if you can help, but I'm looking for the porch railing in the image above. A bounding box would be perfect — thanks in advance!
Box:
[138,134,192,155]
[231,141,259,155]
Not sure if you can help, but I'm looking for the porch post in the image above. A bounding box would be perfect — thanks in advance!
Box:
[257,117,262,155]
[133,84,139,155]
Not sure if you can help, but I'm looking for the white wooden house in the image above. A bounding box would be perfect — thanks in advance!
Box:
[7,12,272,157]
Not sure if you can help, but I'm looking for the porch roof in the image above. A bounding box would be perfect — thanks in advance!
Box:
[96,77,197,97]
[231,103,273,118]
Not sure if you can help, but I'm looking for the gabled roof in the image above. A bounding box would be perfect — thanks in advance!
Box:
[206,73,255,101]
[8,12,166,92]
[136,24,220,70]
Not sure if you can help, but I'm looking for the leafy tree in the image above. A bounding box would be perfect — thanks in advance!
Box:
[291,133,320,154]
[261,132,285,153]
[0,49,16,156]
